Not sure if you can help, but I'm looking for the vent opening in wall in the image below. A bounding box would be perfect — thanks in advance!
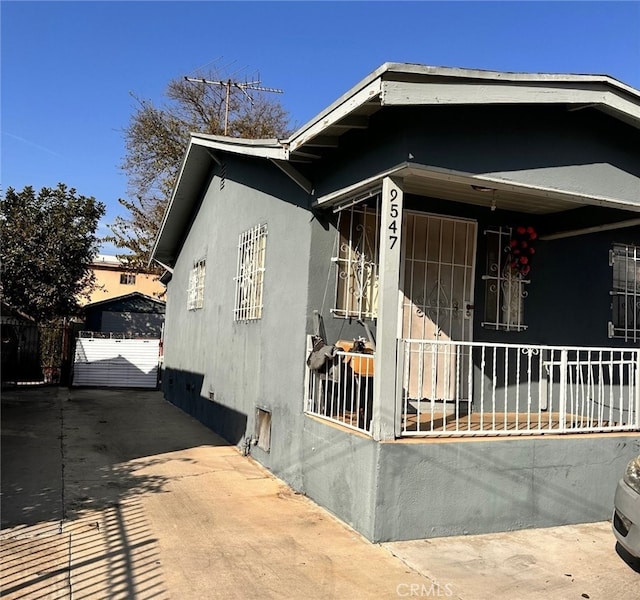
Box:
[255,408,272,452]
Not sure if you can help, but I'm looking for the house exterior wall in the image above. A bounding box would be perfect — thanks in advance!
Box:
[301,417,379,539]
[372,435,640,542]
[161,101,639,543]
[162,154,313,487]
[528,225,639,348]
[293,108,640,542]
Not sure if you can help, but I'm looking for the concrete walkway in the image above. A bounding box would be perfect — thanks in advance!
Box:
[1,387,638,599]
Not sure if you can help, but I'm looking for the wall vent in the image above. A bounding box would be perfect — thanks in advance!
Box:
[255,408,272,452]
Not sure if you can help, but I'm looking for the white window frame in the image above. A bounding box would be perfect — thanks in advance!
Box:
[120,272,136,285]
[331,199,380,320]
[609,243,640,343]
[187,259,206,311]
[234,223,267,321]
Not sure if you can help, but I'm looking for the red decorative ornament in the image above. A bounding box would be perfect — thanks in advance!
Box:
[505,225,537,277]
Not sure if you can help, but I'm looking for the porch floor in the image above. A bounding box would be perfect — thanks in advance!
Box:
[315,408,633,438]
[402,411,629,434]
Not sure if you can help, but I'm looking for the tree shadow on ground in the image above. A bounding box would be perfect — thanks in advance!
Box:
[1,385,231,529]
[1,386,233,600]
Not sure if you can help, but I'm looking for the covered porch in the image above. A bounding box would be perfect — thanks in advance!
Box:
[304,167,640,440]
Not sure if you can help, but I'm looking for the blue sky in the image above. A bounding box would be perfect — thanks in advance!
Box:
[2,1,639,253]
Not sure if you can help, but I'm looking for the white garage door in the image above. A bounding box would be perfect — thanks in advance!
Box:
[72,338,160,388]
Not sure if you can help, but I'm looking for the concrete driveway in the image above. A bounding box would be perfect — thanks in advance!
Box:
[1,387,638,599]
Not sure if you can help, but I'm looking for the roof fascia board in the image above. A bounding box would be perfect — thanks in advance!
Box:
[150,139,198,264]
[381,81,640,126]
[85,292,165,309]
[151,134,290,266]
[402,163,640,213]
[315,162,640,214]
[314,163,408,208]
[153,260,174,274]
[289,78,382,153]
[191,134,289,160]
[383,63,640,98]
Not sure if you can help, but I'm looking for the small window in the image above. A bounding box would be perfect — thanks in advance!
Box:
[332,200,380,320]
[482,226,536,331]
[120,273,136,285]
[234,224,267,321]
[187,259,206,310]
[609,243,640,342]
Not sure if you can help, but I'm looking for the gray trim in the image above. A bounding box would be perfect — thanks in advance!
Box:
[315,162,640,215]
[539,218,640,240]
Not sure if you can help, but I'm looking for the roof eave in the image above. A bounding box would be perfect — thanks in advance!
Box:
[286,63,640,156]
[151,134,290,268]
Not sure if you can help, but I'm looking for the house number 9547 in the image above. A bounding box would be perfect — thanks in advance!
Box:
[388,188,399,250]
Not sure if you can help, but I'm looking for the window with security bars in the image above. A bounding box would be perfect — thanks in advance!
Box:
[482,227,531,331]
[332,200,380,320]
[187,259,206,310]
[609,243,640,342]
[234,223,267,321]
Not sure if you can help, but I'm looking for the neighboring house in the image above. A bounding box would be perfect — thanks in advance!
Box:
[82,255,164,305]
[83,292,165,338]
[152,63,640,543]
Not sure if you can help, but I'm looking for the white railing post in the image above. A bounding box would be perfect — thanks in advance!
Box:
[559,349,568,432]
[635,349,640,428]
[372,176,404,441]
[395,339,406,437]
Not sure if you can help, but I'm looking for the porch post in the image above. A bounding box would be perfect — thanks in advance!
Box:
[372,176,403,441]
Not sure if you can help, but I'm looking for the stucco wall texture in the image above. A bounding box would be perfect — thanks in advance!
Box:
[161,103,640,542]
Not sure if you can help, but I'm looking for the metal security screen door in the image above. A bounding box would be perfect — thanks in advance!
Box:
[401,213,477,402]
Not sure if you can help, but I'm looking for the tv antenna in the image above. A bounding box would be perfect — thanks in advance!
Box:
[184,75,284,135]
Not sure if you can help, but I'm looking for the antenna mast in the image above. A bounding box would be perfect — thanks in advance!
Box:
[184,76,284,136]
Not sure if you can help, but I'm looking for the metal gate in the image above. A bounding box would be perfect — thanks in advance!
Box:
[72,336,160,388]
[401,213,477,401]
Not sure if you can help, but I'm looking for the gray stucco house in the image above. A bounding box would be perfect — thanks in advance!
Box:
[152,63,640,542]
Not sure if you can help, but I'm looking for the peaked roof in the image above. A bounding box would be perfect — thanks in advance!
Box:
[84,291,165,310]
[286,62,640,157]
[152,62,640,267]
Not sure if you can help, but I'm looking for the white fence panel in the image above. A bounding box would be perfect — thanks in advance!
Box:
[72,338,160,388]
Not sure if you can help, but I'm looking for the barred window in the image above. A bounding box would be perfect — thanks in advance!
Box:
[332,200,380,320]
[187,259,206,310]
[234,224,267,321]
[609,243,640,342]
[482,226,534,331]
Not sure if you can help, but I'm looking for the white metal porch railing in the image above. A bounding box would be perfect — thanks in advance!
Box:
[305,347,374,435]
[400,339,640,436]
[305,339,640,438]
